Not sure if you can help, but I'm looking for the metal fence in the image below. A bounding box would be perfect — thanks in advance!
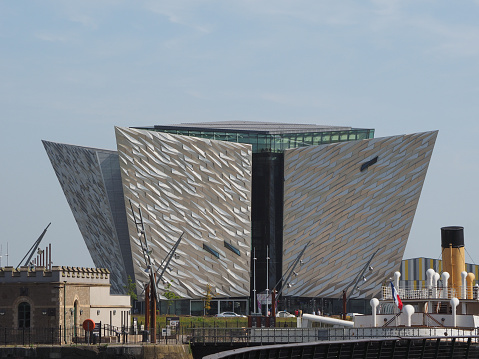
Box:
[0,327,60,346]
[0,323,192,346]
[0,324,135,346]
[186,327,479,345]
[3,324,479,347]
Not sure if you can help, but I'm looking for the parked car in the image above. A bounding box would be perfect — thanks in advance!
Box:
[215,312,246,317]
[276,311,295,318]
[346,313,363,318]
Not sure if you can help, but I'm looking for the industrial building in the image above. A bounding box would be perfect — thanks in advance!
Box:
[43,122,437,315]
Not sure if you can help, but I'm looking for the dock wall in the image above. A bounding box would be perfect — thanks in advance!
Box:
[0,344,193,359]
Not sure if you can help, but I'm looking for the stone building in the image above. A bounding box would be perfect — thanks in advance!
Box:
[0,266,131,333]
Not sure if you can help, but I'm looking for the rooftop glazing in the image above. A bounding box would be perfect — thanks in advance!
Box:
[134,121,375,153]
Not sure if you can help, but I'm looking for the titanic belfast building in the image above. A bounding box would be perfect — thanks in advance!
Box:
[43,122,437,315]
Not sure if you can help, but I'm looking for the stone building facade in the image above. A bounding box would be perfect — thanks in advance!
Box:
[0,266,131,332]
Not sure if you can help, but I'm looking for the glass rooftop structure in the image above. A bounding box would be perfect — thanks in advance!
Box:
[133,121,375,153]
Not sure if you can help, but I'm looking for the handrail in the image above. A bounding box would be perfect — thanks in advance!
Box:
[382,312,401,327]
[423,312,445,327]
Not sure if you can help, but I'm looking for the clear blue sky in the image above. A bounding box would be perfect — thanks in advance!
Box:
[1,1,478,269]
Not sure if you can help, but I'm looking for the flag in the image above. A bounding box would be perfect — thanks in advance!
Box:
[390,281,403,310]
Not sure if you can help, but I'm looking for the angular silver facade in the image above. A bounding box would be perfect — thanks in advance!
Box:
[115,127,252,299]
[282,131,438,298]
[42,141,129,294]
[44,122,438,308]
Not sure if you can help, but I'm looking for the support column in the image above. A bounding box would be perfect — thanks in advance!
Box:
[150,276,157,344]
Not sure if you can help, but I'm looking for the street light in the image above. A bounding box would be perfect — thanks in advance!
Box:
[63,281,67,344]
[270,241,310,317]
[266,246,270,315]
[342,248,380,319]
[253,247,257,314]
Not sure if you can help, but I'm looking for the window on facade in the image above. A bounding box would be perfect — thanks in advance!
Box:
[360,156,379,172]
[203,244,220,259]
[18,302,31,328]
[224,241,241,256]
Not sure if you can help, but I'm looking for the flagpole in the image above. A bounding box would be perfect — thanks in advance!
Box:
[390,281,403,326]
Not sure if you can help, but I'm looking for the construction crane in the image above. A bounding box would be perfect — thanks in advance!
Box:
[16,223,51,270]
[128,200,183,343]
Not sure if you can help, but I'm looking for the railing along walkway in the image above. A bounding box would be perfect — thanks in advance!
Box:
[187,327,479,345]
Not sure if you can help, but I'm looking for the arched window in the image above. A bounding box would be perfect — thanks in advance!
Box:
[18,302,31,328]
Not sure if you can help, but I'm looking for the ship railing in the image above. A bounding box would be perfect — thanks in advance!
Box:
[185,327,479,345]
[382,285,479,300]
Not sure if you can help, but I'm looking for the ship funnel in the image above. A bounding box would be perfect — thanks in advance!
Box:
[441,226,465,298]
[441,226,464,248]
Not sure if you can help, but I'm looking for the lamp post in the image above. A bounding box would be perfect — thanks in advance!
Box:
[253,247,257,314]
[270,241,310,316]
[342,249,379,319]
[266,246,270,316]
[63,281,67,344]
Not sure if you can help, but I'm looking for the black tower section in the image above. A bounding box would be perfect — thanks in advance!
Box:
[251,152,284,303]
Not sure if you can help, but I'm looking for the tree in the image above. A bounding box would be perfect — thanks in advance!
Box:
[163,280,181,314]
[203,284,216,315]
[123,275,137,305]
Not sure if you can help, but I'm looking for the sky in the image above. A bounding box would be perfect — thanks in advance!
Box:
[1,1,479,270]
